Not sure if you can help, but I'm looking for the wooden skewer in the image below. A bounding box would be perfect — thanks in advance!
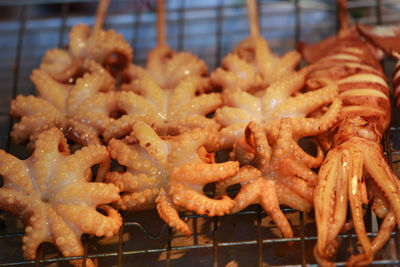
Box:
[247,0,260,37]
[157,0,167,46]
[338,0,349,36]
[93,0,111,35]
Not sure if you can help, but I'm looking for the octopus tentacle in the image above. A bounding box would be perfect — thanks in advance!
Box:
[11,113,63,145]
[291,139,324,169]
[215,107,253,127]
[132,121,168,167]
[108,138,164,176]
[244,121,271,172]
[67,72,115,114]
[171,76,210,101]
[166,115,220,136]
[122,78,165,112]
[259,179,294,238]
[168,161,239,216]
[271,118,317,184]
[261,68,309,112]
[54,204,121,237]
[10,95,62,118]
[105,172,160,192]
[64,145,109,176]
[230,177,265,213]
[30,69,72,112]
[272,83,337,118]
[39,48,81,82]
[210,67,249,91]
[171,161,239,185]
[262,97,342,143]
[0,151,34,193]
[223,89,260,113]
[278,175,313,203]
[55,182,120,206]
[276,50,302,77]
[74,91,159,135]
[218,123,249,150]
[175,93,222,117]
[215,165,261,196]
[275,180,313,211]
[119,191,159,211]
[156,188,191,236]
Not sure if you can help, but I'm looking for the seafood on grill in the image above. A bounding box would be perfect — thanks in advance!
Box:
[210,0,300,93]
[74,76,221,142]
[38,0,131,82]
[68,23,133,74]
[356,23,400,115]
[11,70,115,149]
[216,115,339,238]
[0,128,122,267]
[121,0,208,90]
[215,67,341,150]
[298,0,400,265]
[105,121,239,236]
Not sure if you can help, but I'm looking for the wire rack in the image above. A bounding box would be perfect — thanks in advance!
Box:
[1,0,400,266]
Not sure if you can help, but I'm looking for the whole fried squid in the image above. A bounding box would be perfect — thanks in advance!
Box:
[298,0,399,265]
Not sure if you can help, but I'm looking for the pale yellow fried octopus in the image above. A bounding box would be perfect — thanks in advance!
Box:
[211,0,300,93]
[215,67,341,149]
[11,70,114,148]
[39,48,113,84]
[74,76,222,142]
[216,119,328,238]
[105,121,239,236]
[209,0,299,93]
[211,36,301,93]
[39,19,132,82]
[121,0,207,90]
[122,45,208,90]
[0,128,122,267]
[69,23,133,74]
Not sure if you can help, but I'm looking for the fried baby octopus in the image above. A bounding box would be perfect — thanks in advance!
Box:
[105,121,239,236]
[0,128,121,267]
[215,67,342,149]
[216,119,329,238]
[11,69,114,148]
[122,45,208,90]
[76,76,221,142]
[69,24,133,74]
[211,36,301,93]
[39,23,132,83]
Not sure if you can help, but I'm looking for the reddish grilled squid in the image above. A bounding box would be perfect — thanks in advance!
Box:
[356,23,400,116]
[299,0,400,265]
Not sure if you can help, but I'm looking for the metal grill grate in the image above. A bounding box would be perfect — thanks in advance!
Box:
[1,0,400,266]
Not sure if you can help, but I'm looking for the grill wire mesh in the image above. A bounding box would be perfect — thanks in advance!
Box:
[1,0,400,266]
